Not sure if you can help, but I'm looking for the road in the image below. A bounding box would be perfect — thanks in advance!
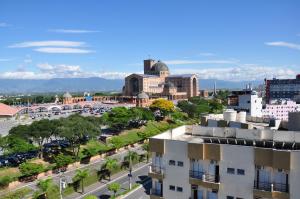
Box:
[0,145,145,197]
[71,163,151,199]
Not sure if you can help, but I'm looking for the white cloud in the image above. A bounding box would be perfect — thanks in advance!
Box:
[9,40,85,48]
[0,63,129,79]
[164,59,239,65]
[198,52,215,56]
[34,47,93,54]
[265,41,300,50]
[0,22,10,27]
[173,65,297,81]
[0,58,11,62]
[49,29,101,33]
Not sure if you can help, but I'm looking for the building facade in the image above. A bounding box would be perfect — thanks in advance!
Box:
[265,75,300,103]
[149,125,300,199]
[123,59,199,99]
[228,90,263,118]
[262,100,300,121]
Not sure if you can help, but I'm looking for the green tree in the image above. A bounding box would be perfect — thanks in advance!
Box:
[101,158,118,180]
[72,169,89,193]
[58,114,99,159]
[108,182,121,197]
[0,136,36,155]
[102,107,132,131]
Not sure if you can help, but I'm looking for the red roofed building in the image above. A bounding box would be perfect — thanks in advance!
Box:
[0,103,19,118]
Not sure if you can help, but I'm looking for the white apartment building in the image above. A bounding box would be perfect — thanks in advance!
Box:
[262,100,300,121]
[149,125,300,199]
[229,91,263,118]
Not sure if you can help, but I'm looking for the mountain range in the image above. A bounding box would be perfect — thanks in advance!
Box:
[0,77,263,94]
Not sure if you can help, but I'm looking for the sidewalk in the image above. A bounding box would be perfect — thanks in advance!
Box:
[64,162,150,199]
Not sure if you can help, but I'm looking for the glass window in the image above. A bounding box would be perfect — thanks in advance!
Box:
[237,169,245,175]
[176,186,183,192]
[177,161,184,167]
[227,168,235,174]
[169,160,175,166]
[226,196,234,199]
[169,185,175,191]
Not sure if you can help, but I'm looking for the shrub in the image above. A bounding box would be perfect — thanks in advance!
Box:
[19,162,45,177]
[0,175,12,188]
[54,153,74,168]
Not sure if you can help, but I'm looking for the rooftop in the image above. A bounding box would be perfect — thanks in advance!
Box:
[152,125,300,150]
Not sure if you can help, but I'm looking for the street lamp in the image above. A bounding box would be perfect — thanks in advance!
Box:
[128,153,132,190]
[59,169,67,199]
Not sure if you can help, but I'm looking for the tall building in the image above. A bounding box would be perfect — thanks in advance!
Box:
[265,75,300,103]
[123,59,199,99]
[149,125,300,199]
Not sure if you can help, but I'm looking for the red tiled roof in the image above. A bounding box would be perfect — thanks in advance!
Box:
[0,103,19,116]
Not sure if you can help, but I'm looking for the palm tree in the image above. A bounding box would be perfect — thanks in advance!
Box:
[34,177,60,199]
[123,151,139,165]
[142,143,150,163]
[108,182,121,197]
[123,150,139,189]
[73,169,89,193]
[101,158,118,181]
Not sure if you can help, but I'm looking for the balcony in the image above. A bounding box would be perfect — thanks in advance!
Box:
[189,170,220,190]
[148,165,164,180]
[253,181,289,199]
[150,188,164,199]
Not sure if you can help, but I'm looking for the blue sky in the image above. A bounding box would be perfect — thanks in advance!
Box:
[0,0,299,81]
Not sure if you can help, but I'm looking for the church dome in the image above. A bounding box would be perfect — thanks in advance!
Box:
[63,92,72,98]
[152,60,169,72]
[137,92,149,99]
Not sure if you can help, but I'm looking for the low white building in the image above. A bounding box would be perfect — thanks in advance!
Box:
[149,125,300,199]
[229,91,263,118]
[262,100,300,121]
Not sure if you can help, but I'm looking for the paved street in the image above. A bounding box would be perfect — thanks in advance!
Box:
[65,162,151,199]
[123,179,151,199]
[0,145,145,197]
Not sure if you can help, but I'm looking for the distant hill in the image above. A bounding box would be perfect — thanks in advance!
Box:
[0,77,263,94]
[199,79,263,90]
[0,78,124,93]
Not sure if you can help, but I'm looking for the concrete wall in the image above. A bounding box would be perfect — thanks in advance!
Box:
[163,139,191,199]
[219,145,254,198]
[290,151,300,198]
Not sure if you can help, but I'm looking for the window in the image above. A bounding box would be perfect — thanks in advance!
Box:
[169,160,175,166]
[237,198,244,199]
[226,196,234,199]
[177,161,184,167]
[169,185,175,191]
[227,168,235,174]
[176,186,183,192]
[237,169,245,175]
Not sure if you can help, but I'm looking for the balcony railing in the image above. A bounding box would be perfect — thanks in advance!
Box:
[189,170,220,183]
[254,181,289,193]
[151,188,163,197]
[150,165,164,174]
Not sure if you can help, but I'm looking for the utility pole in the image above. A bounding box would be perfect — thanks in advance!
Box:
[128,153,132,190]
